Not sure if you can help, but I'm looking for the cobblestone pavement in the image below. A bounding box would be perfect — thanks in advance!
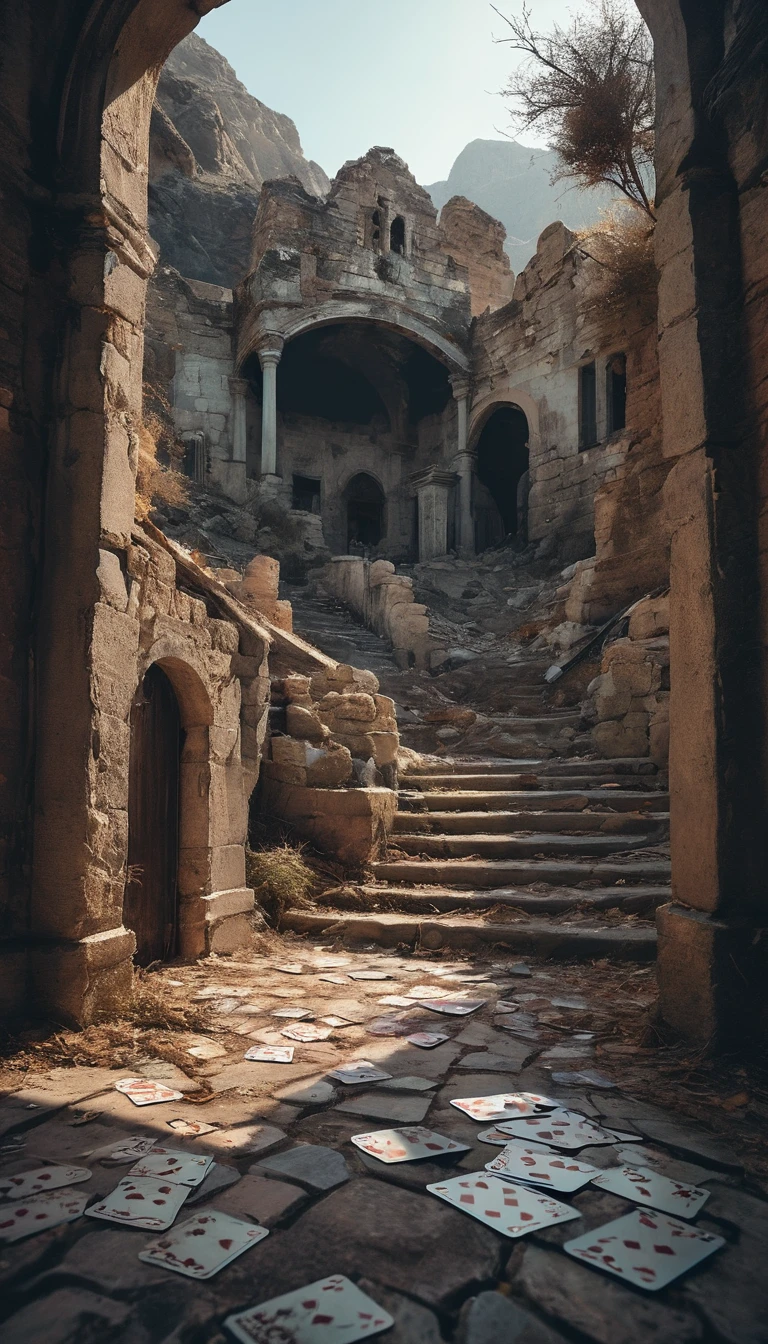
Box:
[1,945,766,1343]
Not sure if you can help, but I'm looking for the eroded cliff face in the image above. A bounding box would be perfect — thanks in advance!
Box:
[149,33,330,287]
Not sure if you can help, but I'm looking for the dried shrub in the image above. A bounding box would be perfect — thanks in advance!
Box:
[135,383,189,520]
[246,843,317,923]
[119,973,209,1032]
[578,207,657,318]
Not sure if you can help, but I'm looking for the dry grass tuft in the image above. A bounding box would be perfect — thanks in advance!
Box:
[246,843,317,924]
[119,973,210,1033]
[135,383,190,519]
[578,206,657,317]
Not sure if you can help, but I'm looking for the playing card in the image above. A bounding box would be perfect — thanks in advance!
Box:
[450,1092,559,1123]
[85,1176,190,1230]
[406,1032,449,1048]
[590,1166,710,1219]
[351,1126,471,1164]
[497,1108,618,1149]
[486,1140,598,1192]
[92,1136,157,1165]
[564,1207,725,1291]
[478,1127,550,1146]
[419,999,486,1016]
[0,1190,88,1242]
[115,1078,184,1107]
[271,1007,314,1019]
[225,1273,394,1344]
[427,1172,581,1238]
[167,1119,219,1138]
[128,1146,213,1187]
[319,1016,355,1028]
[348,971,392,981]
[327,1061,393,1085]
[280,1023,332,1042]
[275,963,306,975]
[245,1045,295,1063]
[0,1165,92,1200]
[139,1210,268,1279]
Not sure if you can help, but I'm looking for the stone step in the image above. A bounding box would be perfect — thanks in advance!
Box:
[389,831,664,859]
[398,789,670,813]
[392,809,669,836]
[330,882,671,917]
[280,908,657,961]
[403,758,545,774]
[402,773,665,792]
[371,856,671,888]
[542,757,660,776]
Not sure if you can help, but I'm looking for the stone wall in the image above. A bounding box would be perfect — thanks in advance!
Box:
[438,195,516,318]
[318,557,444,670]
[585,595,670,766]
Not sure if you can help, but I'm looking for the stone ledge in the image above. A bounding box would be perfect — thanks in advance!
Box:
[30,926,136,1027]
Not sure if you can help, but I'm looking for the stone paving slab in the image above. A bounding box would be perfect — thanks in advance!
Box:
[255,1142,351,1190]
[459,1290,570,1344]
[334,1091,432,1124]
[205,1172,305,1225]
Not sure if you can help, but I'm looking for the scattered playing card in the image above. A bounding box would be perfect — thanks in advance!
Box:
[86,1176,190,1230]
[225,1273,394,1344]
[427,1172,581,1238]
[406,1032,450,1049]
[477,1126,539,1146]
[139,1209,268,1279]
[564,1207,724,1291]
[590,1166,710,1219]
[128,1147,213,1187]
[348,970,392,981]
[245,1045,295,1063]
[497,1108,618,1149]
[270,1007,314,1020]
[450,1092,559,1123]
[275,964,306,975]
[351,1127,471,1164]
[327,1061,393,1085]
[93,1136,157,1165]
[419,999,486,1016]
[167,1119,219,1138]
[115,1078,184,1107]
[319,1016,355,1028]
[0,1190,89,1242]
[0,1165,92,1200]
[280,1023,332,1043]
[486,1140,598,1192]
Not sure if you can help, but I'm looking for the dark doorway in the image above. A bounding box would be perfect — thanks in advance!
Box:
[292,474,322,513]
[345,472,385,550]
[474,405,530,549]
[607,353,627,433]
[390,215,406,255]
[124,663,182,966]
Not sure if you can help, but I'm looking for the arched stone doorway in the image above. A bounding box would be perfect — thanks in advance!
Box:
[124,664,182,966]
[473,405,530,550]
[345,473,386,550]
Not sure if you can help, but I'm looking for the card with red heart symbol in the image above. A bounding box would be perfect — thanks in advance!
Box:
[114,1078,184,1107]
[85,1176,190,1230]
[139,1210,268,1279]
[485,1140,598,1192]
[0,1164,92,1201]
[280,1023,332,1043]
[225,1274,394,1343]
[449,1092,559,1123]
[589,1166,710,1219]
[0,1190,89,1242]
[127,1147,213,1187]
[564,1207,724,1290]
[427,1172,581,1238]
[495,1108,618,1149]
[244,1045,295,1063]
[351,1126,471,1164]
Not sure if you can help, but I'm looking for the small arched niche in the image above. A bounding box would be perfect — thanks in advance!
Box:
[390,215,406,255]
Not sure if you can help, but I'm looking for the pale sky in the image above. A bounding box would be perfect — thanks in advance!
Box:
[197,0,580,185]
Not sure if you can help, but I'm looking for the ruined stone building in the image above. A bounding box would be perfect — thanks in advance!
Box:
[0,0,766,1060]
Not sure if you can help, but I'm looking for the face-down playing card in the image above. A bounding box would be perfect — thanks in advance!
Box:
[427,1172,581,1238]
[485,1140,598,1192]
[351,1127,471,1164]
[564,1207,724,1291]
[85,1176,190,1231]
[225,1273,394,1343]
[449,1092,558,1123]
[139,1209,269,1279]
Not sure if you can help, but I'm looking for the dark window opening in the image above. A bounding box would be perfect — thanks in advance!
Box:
[371,209,381,248]
[474,405,530,550]
[580,361,598,449]
[607,353,627,433]
[390,215,406,255]
[345,472,385,551]
[292,474,321,514]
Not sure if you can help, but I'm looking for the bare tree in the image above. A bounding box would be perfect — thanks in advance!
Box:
[493,0,655,218]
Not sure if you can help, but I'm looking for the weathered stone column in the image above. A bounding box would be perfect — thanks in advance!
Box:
[229,377,248,464]
[410,467,459,561]
[258,340,283,480]
[450,377,474,554]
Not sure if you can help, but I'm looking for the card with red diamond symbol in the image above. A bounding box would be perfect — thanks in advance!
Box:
[427,1171,580,1237]
[564,1207,724,1290]
[225,1274,394,1343]
[139,1210,268,1279]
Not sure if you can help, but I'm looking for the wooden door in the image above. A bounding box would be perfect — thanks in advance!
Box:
[124,664,181,965]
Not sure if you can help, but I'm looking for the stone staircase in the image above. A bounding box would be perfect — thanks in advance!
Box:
[282,584,670,962]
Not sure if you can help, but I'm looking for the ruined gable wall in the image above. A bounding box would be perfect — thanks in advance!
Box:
[438,195,516,318]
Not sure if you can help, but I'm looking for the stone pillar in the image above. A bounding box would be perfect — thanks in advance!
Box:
[258,340,283,480]
[450,377,474,555]
[227,376,248,501]
[410,467,459,561]
[379,196,391,255]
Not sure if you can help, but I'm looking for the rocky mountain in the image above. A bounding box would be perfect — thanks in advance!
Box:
[149,34,330,288]
[425,139,615,274]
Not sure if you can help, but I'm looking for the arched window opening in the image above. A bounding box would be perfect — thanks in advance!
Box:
[345,473,385,552]
[579,361,598,450]
[371,209,381,248]
[474,405,530,551]
[124,664,182,967]
[390,215,406,255]
[607,353,627,433]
